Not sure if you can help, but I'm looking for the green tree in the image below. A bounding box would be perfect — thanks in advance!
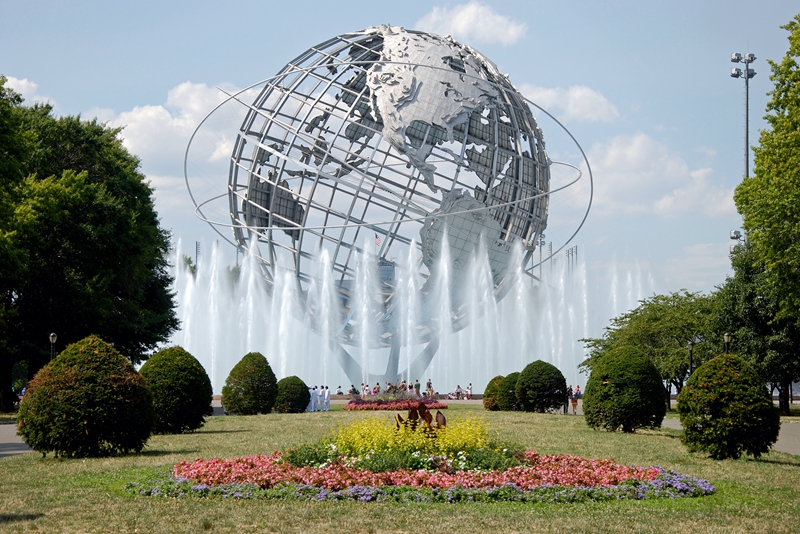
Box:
[515,360,567,413]
[0,82,178,411]
[583,346,666,432]
[677,353,780,460]
[580,291,714,410]
[734,15,800,324]
[711,242,800,415]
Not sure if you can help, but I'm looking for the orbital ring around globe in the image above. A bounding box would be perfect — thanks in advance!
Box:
[182,27,593,384]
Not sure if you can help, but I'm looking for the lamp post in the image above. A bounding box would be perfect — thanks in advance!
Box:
[49,332,57,361]
[730,52,756,178]
[723,332,731,354]
[687,340,694,376]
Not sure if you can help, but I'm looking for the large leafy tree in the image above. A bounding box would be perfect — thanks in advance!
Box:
[711,242,800,415]
[0,77,178,411]
[734,15,800,323]
[580,291,714,410]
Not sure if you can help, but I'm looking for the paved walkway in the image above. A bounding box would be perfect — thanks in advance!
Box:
[2,405,798,458]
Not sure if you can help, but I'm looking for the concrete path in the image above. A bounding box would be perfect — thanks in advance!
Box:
[0,422,30,458]
[661,417,800,456]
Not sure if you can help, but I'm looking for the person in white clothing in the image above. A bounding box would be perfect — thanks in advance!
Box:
[323,386,331,411]
[316,385,324,411]
[307,387,316,412]
[467,383,473,400]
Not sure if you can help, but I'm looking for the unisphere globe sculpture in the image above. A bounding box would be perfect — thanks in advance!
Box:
[187,26,589,386]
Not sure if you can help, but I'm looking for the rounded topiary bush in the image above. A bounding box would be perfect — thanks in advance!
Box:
[17,335,153,457]
[496,372,521,411]
[583,347,666,432]
[677,353,780,459]
[482,375,504,411]
[515,360,567,413]
[274,376,311,413]
[221,352,278,415]
[139,346,213,434]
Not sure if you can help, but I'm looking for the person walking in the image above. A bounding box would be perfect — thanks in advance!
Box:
[565,385,573,414]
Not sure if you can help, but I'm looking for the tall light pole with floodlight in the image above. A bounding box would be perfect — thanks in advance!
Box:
[730,52,756,178]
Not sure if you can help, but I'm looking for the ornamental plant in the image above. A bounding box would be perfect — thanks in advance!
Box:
[16,335,153,457]
[496,372,520,411]
[482,375,504,411]
[583,347,665,432]
[677,353,780,459]
[139,346,213,434]
[221,352,278,415]
[274,376,310,413]
[516,360,567,413]
[331,415,492,458]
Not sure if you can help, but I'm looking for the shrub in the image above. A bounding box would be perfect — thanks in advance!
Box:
[274,376,310,413]
[139,346,213,434]
[221,352,278,415]
[16,335,153,457]
[482,375,504,411]
[496,372,521,411]
[583,347,665,432]
[516,360,567,413]
[677,353,780,459]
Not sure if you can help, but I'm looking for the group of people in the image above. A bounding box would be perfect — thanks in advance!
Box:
[306,385,331,412]
[352,379,425,398]
[450,383,473,400]
[563,385,582,414]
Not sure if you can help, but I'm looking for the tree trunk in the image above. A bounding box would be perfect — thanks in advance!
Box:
[0,357,19,412]
[664,383,672,412]
[778,380,790,416]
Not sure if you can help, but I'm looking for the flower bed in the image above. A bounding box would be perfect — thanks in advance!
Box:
[126,415,715,503]
[128,464,715,503]
[174,451,660,490]
[344,398,448,411]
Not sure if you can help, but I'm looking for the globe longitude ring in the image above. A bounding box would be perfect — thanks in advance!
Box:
[184,26,591,384]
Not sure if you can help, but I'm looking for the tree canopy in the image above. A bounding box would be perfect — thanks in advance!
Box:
[711,242,800,415]
[734,15,800,324]
[580,291,714,408]
[0,76,178,411]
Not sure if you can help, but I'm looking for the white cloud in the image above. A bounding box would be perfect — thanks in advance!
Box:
[660,242,733,291]
[415,2,527,45]
[584,132,735,218]
[521,84,620,123]
[5,76,56,107]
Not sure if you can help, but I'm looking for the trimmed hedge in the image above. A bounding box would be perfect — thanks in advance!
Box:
[274,376,311,413]
[583,347,665,432]
[140,346,213,434]
[516,360,567,413]
[497,372,521,411]
[482,375,504,411]
[677,353,780,459]
[221,352,278,415]
[17,335,153,457]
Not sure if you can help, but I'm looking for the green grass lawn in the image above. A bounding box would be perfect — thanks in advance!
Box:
[2,404,799,533]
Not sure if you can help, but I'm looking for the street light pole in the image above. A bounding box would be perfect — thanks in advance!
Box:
[730,52,756,178]
[49,332,57,361]
[723,332,731,355]
[687,340,694,376]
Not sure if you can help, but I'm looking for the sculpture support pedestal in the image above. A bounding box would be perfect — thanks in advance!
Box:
[330,336,440,386]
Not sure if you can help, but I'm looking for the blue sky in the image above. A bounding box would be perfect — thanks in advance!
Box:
[3,0,798,295]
